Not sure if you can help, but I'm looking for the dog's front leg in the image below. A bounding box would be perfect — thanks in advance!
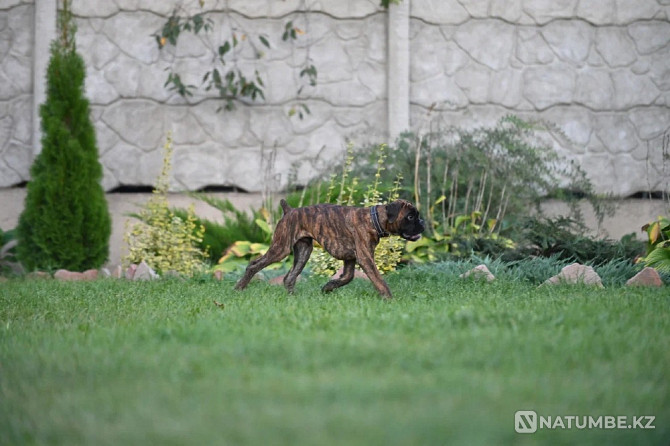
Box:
[355,245,392,299]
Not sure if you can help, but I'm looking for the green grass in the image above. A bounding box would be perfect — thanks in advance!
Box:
[1,267,668,445]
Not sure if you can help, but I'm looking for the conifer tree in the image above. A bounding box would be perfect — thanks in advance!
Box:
[17,0,110,271]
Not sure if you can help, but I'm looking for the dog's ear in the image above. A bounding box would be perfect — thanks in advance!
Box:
[386,200,403,224]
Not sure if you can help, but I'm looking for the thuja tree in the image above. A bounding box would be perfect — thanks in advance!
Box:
[17,0,110,271]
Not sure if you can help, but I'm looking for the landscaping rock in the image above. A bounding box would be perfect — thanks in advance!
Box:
[459,264,495,282]
[212,270,224,281]
[111,265,123,279]
[82,269,99,280]
[125,263,138,280]
[626,267,663,287]
[268,274,287,286]
[133,261,159,280]
[543,263,604,288]
[26,271,51,280]
[54,269,96,281]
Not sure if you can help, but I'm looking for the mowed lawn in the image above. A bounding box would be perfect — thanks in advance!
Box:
[1,267,668,445]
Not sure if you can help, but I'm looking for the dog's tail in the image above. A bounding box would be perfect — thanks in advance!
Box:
[280,199,292,215]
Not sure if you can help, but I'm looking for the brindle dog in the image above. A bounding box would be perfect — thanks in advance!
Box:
[234,199,425,298]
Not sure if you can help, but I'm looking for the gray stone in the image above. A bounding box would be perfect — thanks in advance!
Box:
[101,12,162,64]
[595,27,637,68]
[551,107,593,148]
[647,46,670,91]
[0,158,21,187]
[541,20,594,65]
[133,261,159,281]
[356,60,386,99]
[411,0,470,24]
[522,0,578,24]
[459,264,495,282]
[594,114,638,155]
[490,0,523,21]
[72,1,119,16]
[543,263,604,287]
[412,75,468,109]
[3,141,31,182]
[611,156,652,196]
[410,26,447,82]
[489,69,523,108]
[86,68,120,105]
[2,55,31,95]
[192,100,249,146]
[248,108,294,147]
[101,101,164,151]
[455,64,491,104]
[616,0,666,23]
[335,20,364,40]
[516,28,554,65]
[626,267,664,287]
[7,5,33,56]
[628,21,670,54]
[576,0,616,24]
[454,20,515,71]
[611,70,659,109]
[307,0,380,18]
[172,143,227,191]
[629,108,670,139]
[522,66,575,110]
[263,62,297,104]
[309,37,352,85]
[574,70,614,109]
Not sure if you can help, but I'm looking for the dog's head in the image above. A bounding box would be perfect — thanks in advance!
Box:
[385,199,425,242]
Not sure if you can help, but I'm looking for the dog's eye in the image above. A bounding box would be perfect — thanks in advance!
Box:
[407,215,414,221]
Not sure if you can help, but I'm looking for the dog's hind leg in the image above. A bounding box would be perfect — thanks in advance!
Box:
[234,242,291,291]
[321,258,356,293]
[283,237,313,293]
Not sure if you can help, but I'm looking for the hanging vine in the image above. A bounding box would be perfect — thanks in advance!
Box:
[153,1,400,117]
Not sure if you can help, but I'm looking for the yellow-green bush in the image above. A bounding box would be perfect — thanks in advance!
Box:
[123,133,207,276]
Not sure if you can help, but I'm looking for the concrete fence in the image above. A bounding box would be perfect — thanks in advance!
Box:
[1,0,669,196]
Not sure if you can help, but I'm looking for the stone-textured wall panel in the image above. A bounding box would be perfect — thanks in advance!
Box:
[521,0,579,24]
[453,20,515,71]
[541,20,593,65]
[0,0,32,187]
[411,0,470,24]
[595,27,637,67]
[410,0,669,195]
[1,0,668,196]
[628,20,670,54]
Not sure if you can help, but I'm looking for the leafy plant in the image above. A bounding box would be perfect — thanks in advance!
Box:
[639,216,670,274]
[154,3,312,115]
[124,133,207,276]
[16,0,111,272]
[502,216,644,265]
[351,116,614,236]
[171,194,273,264]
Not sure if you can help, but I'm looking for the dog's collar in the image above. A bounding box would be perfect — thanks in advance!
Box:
[370,205,389,238]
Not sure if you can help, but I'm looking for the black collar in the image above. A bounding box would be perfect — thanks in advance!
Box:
[370,206,389,238]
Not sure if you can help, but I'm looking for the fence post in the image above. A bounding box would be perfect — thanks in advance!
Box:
[33,0,58,155]
[387,0,410,141]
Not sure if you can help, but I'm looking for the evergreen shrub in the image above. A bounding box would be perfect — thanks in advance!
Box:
[17,3,110,271]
